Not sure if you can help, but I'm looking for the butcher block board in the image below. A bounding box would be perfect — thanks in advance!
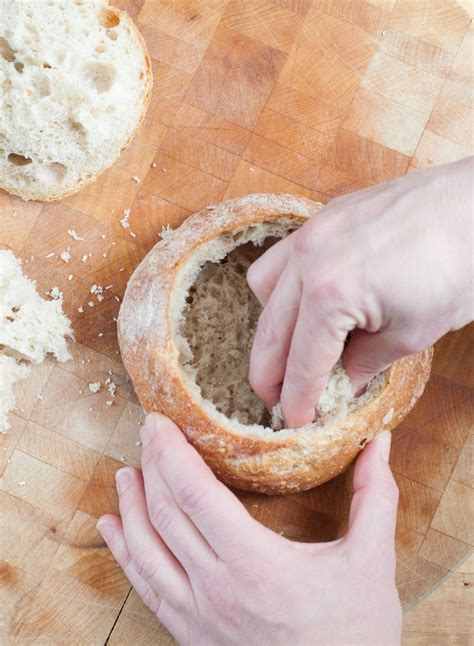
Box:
[1,0,473,643]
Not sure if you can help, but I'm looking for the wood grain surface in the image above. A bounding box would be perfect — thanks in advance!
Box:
[0,0,473,643]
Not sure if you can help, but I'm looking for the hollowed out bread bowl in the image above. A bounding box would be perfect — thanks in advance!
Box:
[118,194,432,495]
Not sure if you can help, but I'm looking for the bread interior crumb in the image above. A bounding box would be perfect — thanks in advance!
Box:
[178,223,364,431]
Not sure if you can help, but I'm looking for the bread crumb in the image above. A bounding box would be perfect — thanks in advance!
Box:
[132,176,140,182]
[130,232,137,238]
[114,296,121,302]
[98,332,104,338]
[106,400,113,407]
[81,254,89,263]
[90,284,103,296]
[160,224,172,238]
[135,440,142,446]
[45,252,55,259]
[102,253,107,258]
[151,162,157,168]
[88,382,101,393]
[105,379,117,398]
[88,301,94,308]
[68,229,84,241]
[18,481,26,486]
[120,209,131,229]
[162,168,168,173]
[100,234,106,239]
[67,274,73,281]
[48,287,62,300]
[60,250,71,263]
[36,394,43,401]
[383,408,394,425]
[78,305,84,313]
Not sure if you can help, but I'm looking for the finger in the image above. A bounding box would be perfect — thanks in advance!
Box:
[114,466,191,608]
[280,292,348,427]
[247,234,293,305]
[96,514,162,616]
[142,414,276,561]
[346,431,398,572]
[343,328,411,395]
[249,264,302,409]
[140,421,218,574]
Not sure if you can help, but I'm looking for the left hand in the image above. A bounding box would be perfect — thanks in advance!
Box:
[97,413,402,645]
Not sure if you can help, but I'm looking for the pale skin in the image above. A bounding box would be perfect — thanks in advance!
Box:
[248,157,473,428]
[98,416,401,645]
[97,159,473,645]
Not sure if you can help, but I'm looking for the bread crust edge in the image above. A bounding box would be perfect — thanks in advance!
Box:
[118,194,433,495]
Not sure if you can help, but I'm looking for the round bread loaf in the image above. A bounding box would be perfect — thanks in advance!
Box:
[118,194,432,494]
[0,0,152,201]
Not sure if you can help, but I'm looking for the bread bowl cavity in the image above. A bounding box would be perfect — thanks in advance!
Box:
[119,194,432,494]
[174,219,385,435]
[0,0,152,201]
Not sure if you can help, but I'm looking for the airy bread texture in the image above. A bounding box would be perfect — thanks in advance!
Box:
[119,194,433,494]
[0,0,152,201]
[0,250,72,429]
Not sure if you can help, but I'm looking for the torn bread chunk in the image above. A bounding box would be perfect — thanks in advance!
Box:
[0,250,72,430]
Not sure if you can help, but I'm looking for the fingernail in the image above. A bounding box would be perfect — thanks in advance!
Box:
[141,413,167,446]
[116,467,131,493]
[96,518,115,540]
[376,430,392,463]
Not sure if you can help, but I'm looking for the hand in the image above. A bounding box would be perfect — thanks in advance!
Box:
[97,413,402,646]
[247,157,474,427]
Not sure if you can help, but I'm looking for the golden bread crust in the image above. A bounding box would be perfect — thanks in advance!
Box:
[118,194,432,494]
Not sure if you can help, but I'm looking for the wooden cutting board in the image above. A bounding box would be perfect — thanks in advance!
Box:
[1,1,473,643]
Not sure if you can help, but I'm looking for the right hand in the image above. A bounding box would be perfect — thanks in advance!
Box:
[247,157,474,428]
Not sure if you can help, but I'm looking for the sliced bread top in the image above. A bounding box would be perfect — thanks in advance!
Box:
[0,0,152,201]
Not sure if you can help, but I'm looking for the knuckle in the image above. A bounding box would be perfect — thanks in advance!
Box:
[133,549,160,583]
[114,547,132,572]
[283,358,314,391]
[148,494,176,535]
[141,439,173,473]
[306,277,346,307]
[174,481,208,518]
[255,307,279,349]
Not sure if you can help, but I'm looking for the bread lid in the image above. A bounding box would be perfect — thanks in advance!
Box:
[119,194,432,494]
[0,0,152,201]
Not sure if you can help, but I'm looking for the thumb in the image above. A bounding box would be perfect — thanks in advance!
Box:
[346,431,399,570]
[342,328,409,395]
